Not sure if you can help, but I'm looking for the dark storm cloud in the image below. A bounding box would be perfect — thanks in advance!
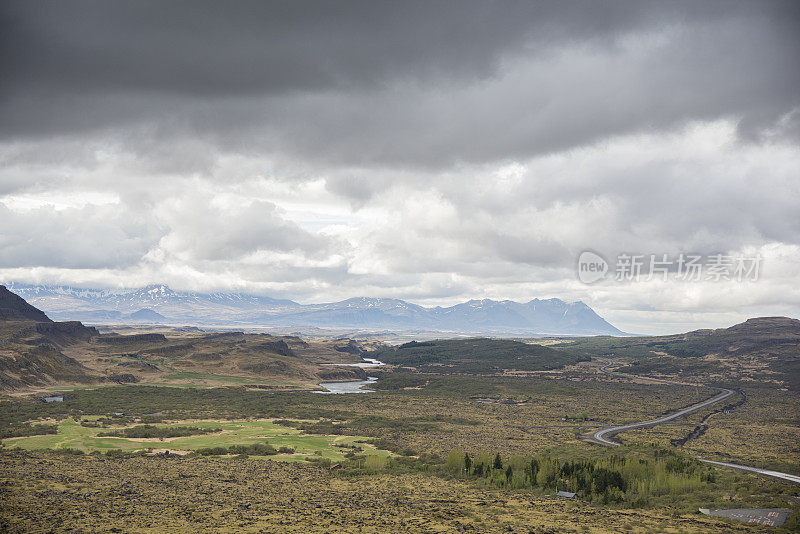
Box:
[2,0,798,166]
[0,0,727,96]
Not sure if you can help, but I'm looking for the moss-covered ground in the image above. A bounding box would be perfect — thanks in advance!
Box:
[2,418,389,462]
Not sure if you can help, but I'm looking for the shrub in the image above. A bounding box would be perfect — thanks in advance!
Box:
[0,423,58,439]
[54,447,85,455]
[364,455,388,471]
[98,424,220,439]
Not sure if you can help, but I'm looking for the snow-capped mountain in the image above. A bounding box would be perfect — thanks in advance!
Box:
[4,283,623,335]
[273,297,433,329]
[4,284,302,325]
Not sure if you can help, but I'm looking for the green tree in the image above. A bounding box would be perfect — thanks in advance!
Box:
[528,458,540,485]
[493,452,503,470]
[464,452,472,474]
[446,448,466,474]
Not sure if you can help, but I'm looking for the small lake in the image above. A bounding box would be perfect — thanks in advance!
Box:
[316,356,385,393]
[315,376,378,394]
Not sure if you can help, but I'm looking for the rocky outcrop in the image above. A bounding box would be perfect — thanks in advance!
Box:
[0,285,52,322]
[0,344,93,390]
[35,321,99,345]
[117,360,160,372]
[253,339,296,357]
[317,367,368,381]
[334,340,365,356]
[102,333,168,344]
[106,373,138,384]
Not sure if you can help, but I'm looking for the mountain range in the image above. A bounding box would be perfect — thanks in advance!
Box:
[4,283,624,336]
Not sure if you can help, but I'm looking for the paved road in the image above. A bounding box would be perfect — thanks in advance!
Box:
[697,459,800,486]
[590,359,800,486]
[591,359,735,446]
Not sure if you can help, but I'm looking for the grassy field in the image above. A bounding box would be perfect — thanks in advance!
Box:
[2,418,390,462]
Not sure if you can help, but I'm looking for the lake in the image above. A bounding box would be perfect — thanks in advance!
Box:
[316,356,385,393]
[315,376,379,394]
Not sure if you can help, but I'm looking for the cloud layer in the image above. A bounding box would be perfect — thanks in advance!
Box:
[1,1,799,333]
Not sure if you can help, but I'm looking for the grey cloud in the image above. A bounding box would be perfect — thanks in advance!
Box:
[157,198,335,261]
[1,0,742,98]
[1,1,797,169]
[0,202,159,268]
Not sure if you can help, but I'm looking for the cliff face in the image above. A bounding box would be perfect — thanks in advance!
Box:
[0,285,52,322]
[0,287,97,390]
[35,321,100,345]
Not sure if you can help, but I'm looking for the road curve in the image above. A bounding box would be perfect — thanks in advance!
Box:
[590,358,800,486]
[592,387,735,446]
[591,358,735,446]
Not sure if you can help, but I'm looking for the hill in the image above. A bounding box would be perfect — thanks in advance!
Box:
[64,329,371,388]
[0,285,52,322]
[0,287,97,390]
[556,317,800,389]
[124,308,167,323]
[6,283,623,336]
[373,338,589,374]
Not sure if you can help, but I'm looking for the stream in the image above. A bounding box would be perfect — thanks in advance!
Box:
[315,357,384,393]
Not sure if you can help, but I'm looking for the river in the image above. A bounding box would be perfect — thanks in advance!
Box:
[315,357,384,393]
[320,357,385,369]
[315,376,379,394]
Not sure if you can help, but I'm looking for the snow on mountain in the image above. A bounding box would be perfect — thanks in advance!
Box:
[4,283,623,335]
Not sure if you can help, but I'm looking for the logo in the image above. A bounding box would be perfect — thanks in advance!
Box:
[577,251,609,284]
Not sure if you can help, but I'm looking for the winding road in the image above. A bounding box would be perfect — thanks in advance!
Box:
[589,358,800,486]
[591,359,735,446]
[592,387,735,446]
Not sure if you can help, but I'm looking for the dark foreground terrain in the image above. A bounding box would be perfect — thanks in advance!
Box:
[0,451,766,533]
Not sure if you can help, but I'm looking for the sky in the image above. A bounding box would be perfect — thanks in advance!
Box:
[1,1,799,334]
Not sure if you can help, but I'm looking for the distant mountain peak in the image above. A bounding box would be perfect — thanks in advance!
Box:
[125,308,167,322]
[141,284,177,295]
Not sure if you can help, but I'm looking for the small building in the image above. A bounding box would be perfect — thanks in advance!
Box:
[556,491,576,499]
[43,395,63,403]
